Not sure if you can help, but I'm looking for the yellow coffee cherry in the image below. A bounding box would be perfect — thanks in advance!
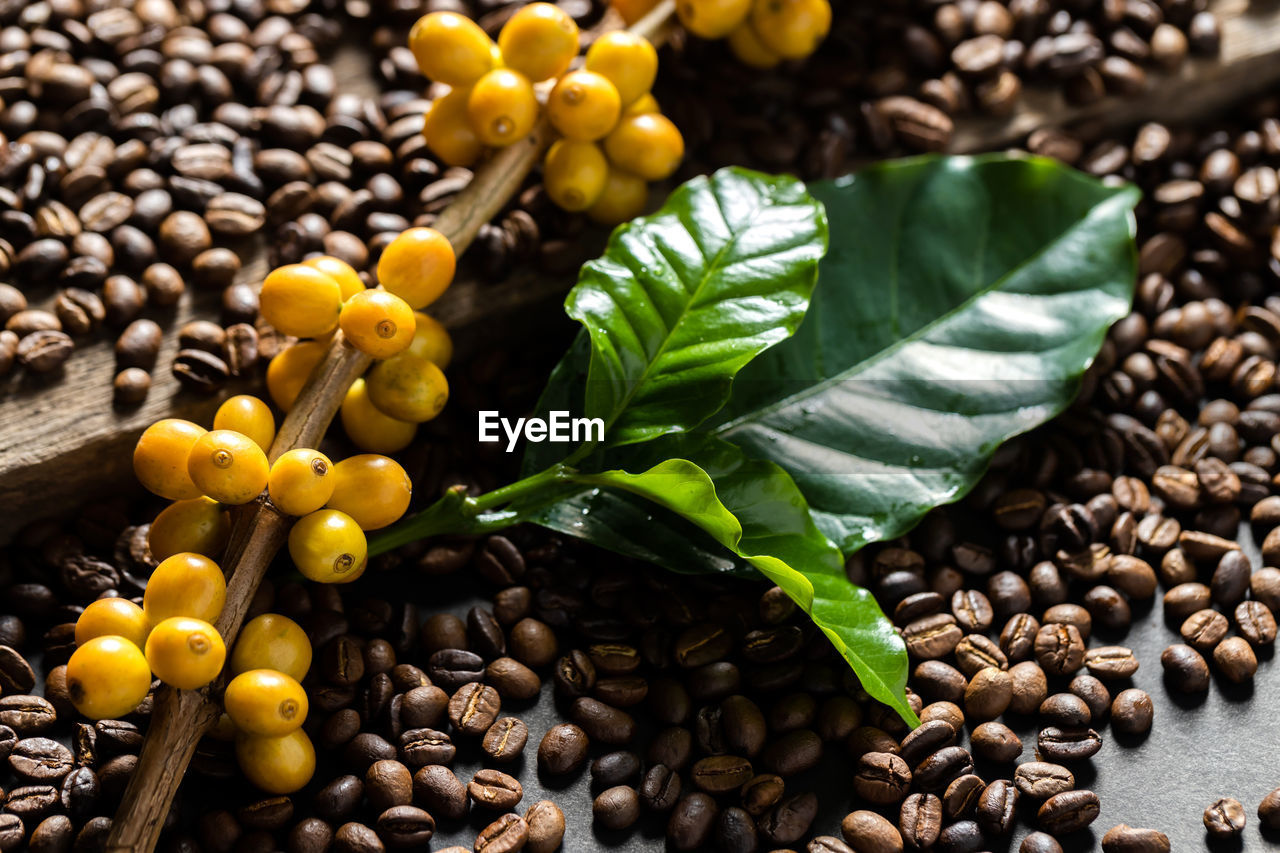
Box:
[749,0,830,59]
[546,71,621,142]
[327,455,412,531]
[584,31,658,107]
[301,255,365,301]
[268,449,335,517]
[143,552,227,626]
[543,139,608,212]
[340,378,418,455]
[75,599,149,649]
[67,636,152,720]
[468,68,538,147]
[259,264,343,339]
[339,290,415,359]
[727,20,782,68]
[225,669,309,737]
[148,497,231,562]
[231,613,313,683]
[236,729,315,795]
[266,341,328,411]
[134,419,207,501]
[678,0,751,38]
[188,430,270,505]
[497,2,579,82]
[213,395,276,453]
[289,509,368,584]
[624,92,661,116]
[145,616,227,691]
[365,352,450,423]
[376,227,456,311]
[604,113,685,181]
[587,167,649,225]
[409,11,496,87]
[408,312,453,368]
[423,87,483,168]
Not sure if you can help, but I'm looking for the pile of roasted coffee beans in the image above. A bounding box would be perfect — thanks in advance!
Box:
[657,0,1221,182]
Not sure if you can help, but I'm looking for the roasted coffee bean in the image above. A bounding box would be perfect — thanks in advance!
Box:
[903,614,963,659]
[1038,789,1100,834]
[964,667,1012,720]
[571,698,634,745]
[640,764,682,812]
[468,768,522,811]
[898,793,942,850]
[1015,761,1074,799]
[537,723,588,775]
[398,686,447,730]
[474,813,527,853]
[999,614,1040,662]
[840,809,902,853]
[374,805,434,849]
[942,774,985,819]
[669,792,718,850]
[1021,831,1064,853]
[482,718,528,763]
[593,785,640,830]
[954,634,1008,676]
[397,729,454,768]
[1160,643,1210,691]
[1212,636,1257,682]
[1109,688,1153,735]
[1258,787,1280,830]
[691,755,753,795]
[1040,693,1090,727]
[1034,624,1086,675]
[936,819,983,853]
[1163,583,1212,621]
[18,330,74,372]
[1101,824,1170,853]
[1181,609,1229,652]
[315,776,364,822]
[427,650,485,690]
[412,765,467,821]
[10,737,73,781]
[1204,797,1246,836]
[448,683,500,736]
[364,761,411,813]
[913,661,966,705]
[970,721,1022,762]
[1211,550,1252,607]
[914,746,973,792]
[899,720,956,766]
[1083,646,1139,679]
[1037,727,1103,762]
[975,779,1019,836]
[1009,661,1049,714]
[1235,600,1277,645]
[853,752,911,804]
[524,801,565,853]
[758,792,818,845]
[951,590,994,633]
[0,696,56,735]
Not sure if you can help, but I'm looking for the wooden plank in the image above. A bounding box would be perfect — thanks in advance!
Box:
[1,0,1278,540]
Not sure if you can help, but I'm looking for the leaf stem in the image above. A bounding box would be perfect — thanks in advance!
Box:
[369,465,576,555]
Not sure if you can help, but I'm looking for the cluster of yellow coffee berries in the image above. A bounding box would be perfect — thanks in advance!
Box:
[67,552,228,720]
[262,229,455,454]
[222,613,316,794]
[411,5,685,223]
[678,0,830,67]
[133,394,414,585]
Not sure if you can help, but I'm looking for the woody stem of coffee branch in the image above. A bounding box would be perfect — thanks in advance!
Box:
[105,3,678,851]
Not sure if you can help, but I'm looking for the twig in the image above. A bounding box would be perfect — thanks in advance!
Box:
[104,5,677,851]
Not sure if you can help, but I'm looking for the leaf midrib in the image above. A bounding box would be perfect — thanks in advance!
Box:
[715,186,1135,437]
[590,182,784,439]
